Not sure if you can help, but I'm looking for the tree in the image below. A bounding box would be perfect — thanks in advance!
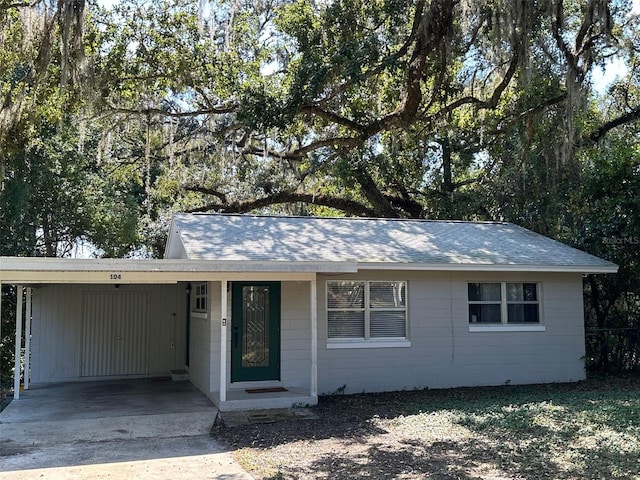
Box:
[569,123,640,371]
[0,0,89,184]
[88,0,639,222]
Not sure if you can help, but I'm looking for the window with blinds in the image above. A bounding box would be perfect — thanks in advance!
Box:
[327,281,407,340]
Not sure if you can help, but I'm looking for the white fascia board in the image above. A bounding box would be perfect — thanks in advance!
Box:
[163,221,187,259]
[356,262,619,274]
[0,257,358,284]
[0,257,357,272]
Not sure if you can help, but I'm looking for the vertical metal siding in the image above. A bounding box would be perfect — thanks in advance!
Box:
[81,292,150,377]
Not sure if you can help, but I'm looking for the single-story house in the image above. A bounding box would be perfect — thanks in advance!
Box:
[0,214,617,410]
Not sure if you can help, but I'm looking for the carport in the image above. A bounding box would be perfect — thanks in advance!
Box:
[0,257,220,400]
[0,256,348,410]
[0,378,255,479]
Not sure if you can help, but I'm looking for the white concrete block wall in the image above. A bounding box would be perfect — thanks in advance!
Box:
[208,281,222,396]
[188,283,214,395]
[316,271,587,395]
[279,281,311,388]
[30,284,187,383]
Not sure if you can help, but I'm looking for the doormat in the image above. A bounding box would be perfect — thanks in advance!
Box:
[245,387,288,394]
[215,407,319,427]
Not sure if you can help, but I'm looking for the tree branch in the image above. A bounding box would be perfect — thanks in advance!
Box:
[186,191,377,217]
[299,105,366,133]
[350,165,400,217]
[489,93,568,135]
[185,186,227,203]
[292,136,365,157]
[108,105,237,118]
[0,0,45,9]
[584,105,640,144]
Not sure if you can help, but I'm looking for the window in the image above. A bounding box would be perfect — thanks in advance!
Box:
[194,283,208,312]
[327,281,407,342]
[468,282,540,324]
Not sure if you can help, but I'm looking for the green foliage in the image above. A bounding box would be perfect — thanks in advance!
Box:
[570,134,640,371]
[0,285,16,389]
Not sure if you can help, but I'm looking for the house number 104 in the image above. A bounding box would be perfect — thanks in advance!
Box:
[110,273,122,280]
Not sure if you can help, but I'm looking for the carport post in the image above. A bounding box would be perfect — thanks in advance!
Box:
[219,280,228,403]
[14,285,23,400]
[310,278,318,398]
[24,287,32,389]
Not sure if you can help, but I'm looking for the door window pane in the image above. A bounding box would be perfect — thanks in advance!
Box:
[242,286,270,367]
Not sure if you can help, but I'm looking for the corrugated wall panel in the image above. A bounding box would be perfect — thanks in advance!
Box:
[81,292,150,377]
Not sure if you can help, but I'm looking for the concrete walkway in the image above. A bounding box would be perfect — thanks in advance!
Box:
[0,379,253,479]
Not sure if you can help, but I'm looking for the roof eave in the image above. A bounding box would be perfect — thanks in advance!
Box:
[356,262,619,274]
[0,258,357,272]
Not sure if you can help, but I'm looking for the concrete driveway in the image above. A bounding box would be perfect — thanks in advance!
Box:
[0,379,253,479]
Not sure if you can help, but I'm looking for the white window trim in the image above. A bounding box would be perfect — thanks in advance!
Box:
[468,282,543,331]
[469,324,546,332]
[327,339,411,349]
[326,280,409,347]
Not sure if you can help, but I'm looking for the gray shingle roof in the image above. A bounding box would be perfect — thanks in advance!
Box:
[168,214,617,272]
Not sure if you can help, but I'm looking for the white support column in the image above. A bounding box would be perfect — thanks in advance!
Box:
[0,281,2,359]
[310,277,318,398]
[24,287,32,390]
[14,286,23,400]
[219,280,228,403]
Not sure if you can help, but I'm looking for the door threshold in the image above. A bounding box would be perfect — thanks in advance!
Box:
[229,380,283,390]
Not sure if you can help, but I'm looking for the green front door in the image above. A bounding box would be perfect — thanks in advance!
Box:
[231,282,281,382]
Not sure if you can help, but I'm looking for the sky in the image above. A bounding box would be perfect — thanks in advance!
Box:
[591,0,639,92]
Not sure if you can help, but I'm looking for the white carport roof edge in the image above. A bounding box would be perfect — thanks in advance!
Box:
[0,257,357,284]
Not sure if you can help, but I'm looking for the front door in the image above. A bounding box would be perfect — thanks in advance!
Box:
[231,282,281,382]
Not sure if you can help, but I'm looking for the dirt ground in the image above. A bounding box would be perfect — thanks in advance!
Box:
[212,377,640,480]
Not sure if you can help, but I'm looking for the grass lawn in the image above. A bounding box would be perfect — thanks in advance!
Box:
[213,376,640,480]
